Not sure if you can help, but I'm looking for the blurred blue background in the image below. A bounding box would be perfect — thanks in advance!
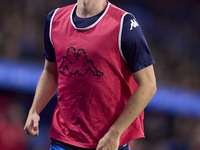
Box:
[0,0,200,150]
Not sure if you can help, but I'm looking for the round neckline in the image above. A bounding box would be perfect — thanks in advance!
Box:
[74,9,105,20]
[70,2,110,30]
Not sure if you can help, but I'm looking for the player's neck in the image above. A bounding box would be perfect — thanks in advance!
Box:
[76,0,107,18]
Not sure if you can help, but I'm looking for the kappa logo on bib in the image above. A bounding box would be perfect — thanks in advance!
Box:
[59,47,104,76]
[130,19,139,30]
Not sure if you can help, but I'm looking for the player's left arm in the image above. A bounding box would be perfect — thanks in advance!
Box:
[110,64,157,134]
[96,65,157,150]
[96,13,157,150]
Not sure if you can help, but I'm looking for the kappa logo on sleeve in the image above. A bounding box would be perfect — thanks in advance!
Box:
[59,47,104,76]
[130,19,139,30]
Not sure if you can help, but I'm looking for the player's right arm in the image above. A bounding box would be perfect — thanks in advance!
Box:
[24,59,58,136]
[24,9,57,136]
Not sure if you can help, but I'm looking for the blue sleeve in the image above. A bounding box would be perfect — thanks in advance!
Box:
[43,10,56,62]
[121,14,155,73]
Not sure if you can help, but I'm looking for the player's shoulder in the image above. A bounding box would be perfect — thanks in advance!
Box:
[124,13,136,21]
[46,10,55,20]
[122,13,140,33]
[124,13,139,26]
